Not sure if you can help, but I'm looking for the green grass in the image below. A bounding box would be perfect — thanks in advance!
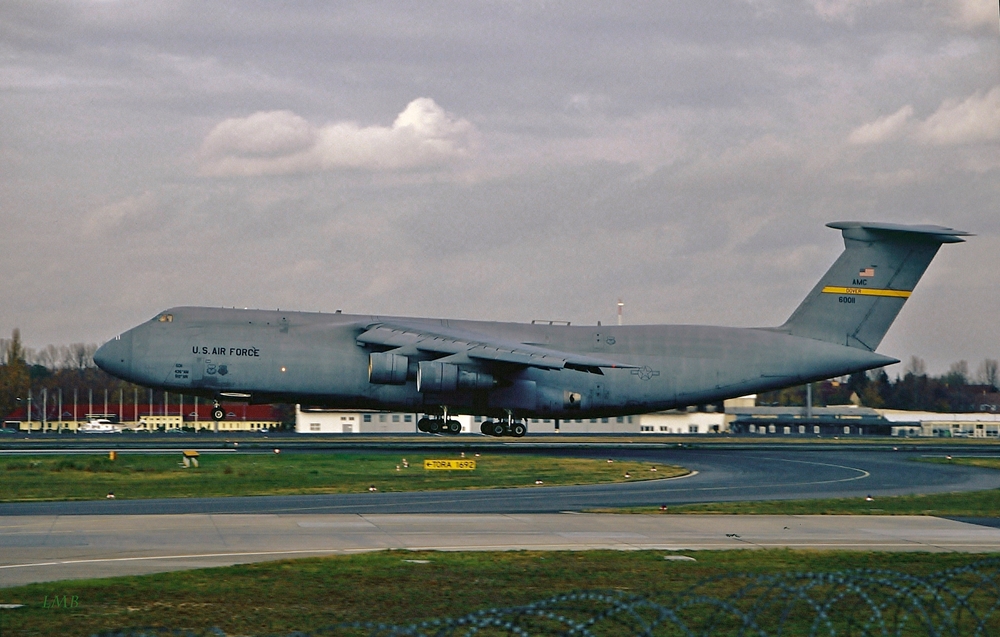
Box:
[600,490,1000,516]
[0,550,992,636]
[0,453,685,502]
[924,456,1000,471]
[597,456,1000,516]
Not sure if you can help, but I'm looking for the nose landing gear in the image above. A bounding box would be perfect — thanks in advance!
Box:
[212,400,225,422]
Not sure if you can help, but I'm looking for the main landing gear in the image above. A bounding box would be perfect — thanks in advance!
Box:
[212,400,225,422]
[417,417,462,435]
[480,417,527,438]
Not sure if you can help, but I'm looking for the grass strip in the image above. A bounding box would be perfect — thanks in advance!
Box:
[596,456,1000,516]
[0,550,991,636]
[0,453,683,502]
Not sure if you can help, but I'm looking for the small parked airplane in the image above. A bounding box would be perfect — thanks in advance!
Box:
[95,221,968,436]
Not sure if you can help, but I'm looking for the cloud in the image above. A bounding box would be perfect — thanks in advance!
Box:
[199,98,475,176]
[808,0,877,22]
[200,110,316,158]
[916,86,1000,145]
[848,88,1000,146]
[948,0,998,30]
[848,105,913,145]
[84,191,161,236]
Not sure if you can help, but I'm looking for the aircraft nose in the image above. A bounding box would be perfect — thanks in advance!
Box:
[94,330,133,379]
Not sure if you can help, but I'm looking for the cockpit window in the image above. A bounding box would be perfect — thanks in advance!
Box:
[157,313,174,323]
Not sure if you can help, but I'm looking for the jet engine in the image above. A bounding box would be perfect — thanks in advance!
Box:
[416,361,494,393]
[368,352,408,385]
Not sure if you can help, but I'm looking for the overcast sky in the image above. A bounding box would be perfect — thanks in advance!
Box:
[2,0,998,376]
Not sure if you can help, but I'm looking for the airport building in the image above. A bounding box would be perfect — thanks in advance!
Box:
[293,397,748,435]
[727,405,892,436]
[878,410,1000,438]
[8,395,998,438]
[296,406,436,434]
[294,394,1000,438]
[727,405,1000,438]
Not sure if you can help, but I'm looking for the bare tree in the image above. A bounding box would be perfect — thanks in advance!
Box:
[977,359,999,390]
[34,344,59,370]
[59,344,76,370]
[4,329,25,365]
[905,356,927,377]
[0,329,29,419]
[83,343,98,368]
[66,343,97,371]
[944,360,969,386]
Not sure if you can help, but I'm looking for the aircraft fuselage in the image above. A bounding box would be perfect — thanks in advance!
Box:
[96,306,894,419]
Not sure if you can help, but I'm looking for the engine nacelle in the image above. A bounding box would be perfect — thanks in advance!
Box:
[417,361,457,392]
[369,352,408,385]
[416,361,494,393]
[458,368,495,390]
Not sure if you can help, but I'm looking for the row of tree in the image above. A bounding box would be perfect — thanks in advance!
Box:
[0,336,98,372]
[0,330,144,421]
[759,356,1000,412]
[1,330,297,425]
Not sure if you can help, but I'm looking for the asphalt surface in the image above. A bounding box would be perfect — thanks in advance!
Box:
[5,513,1000,587]
[1,446,998,516]
[3,444,1000,587]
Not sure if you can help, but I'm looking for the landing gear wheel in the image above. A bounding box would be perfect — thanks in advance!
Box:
[446,419,461,435]
[212,408,225,421]
[417,417,431,432]
[480,421,491,435]
[428,419,442,434]
[490,422,505,437]
[512,423,526,438]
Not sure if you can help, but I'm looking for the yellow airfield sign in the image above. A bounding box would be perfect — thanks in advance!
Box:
[424,459,476,470]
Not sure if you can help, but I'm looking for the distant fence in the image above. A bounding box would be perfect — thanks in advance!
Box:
[92,558,1000,636]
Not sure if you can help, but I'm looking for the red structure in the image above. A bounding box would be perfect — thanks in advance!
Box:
[5,402,279,423]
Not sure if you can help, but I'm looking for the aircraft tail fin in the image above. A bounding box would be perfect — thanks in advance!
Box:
[775,222,970,351]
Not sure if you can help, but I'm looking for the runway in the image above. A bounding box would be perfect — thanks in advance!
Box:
[1,448,998,515]
[2,447,999,587]
[3,513,1000,588]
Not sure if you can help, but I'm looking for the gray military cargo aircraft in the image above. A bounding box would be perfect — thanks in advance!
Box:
[95,221,968,436]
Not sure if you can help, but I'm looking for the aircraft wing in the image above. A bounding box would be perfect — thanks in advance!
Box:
[356,321,634,374]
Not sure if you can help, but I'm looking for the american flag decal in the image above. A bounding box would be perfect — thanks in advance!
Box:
[858,267,875,277]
